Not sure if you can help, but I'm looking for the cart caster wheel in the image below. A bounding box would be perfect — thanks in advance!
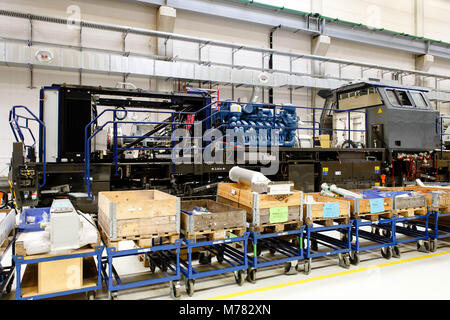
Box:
[108,291,118,300]
[199,252,212,265]
[338,253,351,269]
[246,268,257,284]
[311,240,318,252]
[87,291,96,300]
[234,270,245,286]
[412,225,418,231]
[169,281,181,299]
[381,246,392,259]
[349,251,360,265]
[269,248,276,256]
[429,239,437,253]
[185,279,195,297]
[382,229,391,238]
[284,262,297,275]
[392,245,401,258]
[303,259,312,275]
[417,240,430,253]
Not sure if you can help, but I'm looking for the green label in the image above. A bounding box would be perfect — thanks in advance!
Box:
[227,232,237,239]
[269,206,289,224]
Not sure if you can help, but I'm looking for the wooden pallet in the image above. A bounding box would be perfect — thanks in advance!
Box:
[99,224,179,250]
[184,227,246,242]
[253,220,301,233]
[354,210,393,221]
[305,216,350,227]
[394,206,427,217]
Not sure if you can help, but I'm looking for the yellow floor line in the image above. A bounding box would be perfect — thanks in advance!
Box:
[205,249,450,300]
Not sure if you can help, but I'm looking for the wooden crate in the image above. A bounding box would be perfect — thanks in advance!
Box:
[320,190,392,219]
[376,186,449,212]
[18,249,98,298]
[98,190,180,240]
[303,193,350,225]
[181,200,246,234]
[217,182,303,231]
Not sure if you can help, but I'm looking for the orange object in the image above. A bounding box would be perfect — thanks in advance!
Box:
[380,174,386,186]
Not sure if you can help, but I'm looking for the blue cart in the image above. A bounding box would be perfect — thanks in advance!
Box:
[14,246,104,300]
[247,228,304,282]
[303,222,352,274]
[102,240,182,299]
[394,213,430,252]
[416,210,449,252]
[350,217,399,265]
[180,233,249,297]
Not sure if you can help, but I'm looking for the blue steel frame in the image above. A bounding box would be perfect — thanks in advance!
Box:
[351,218,395,252]
[249,228,304,269]
[13,246,104,300]
[180,233,249,280]
[304,223,352,259]
[0,228,16,298]
[423,211,450,240]
[9,105,47,188]
[394,214,430,245]
[83,101,366,198]
[102,240,181,294]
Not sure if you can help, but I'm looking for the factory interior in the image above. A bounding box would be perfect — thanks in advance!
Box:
[1,0,450,306]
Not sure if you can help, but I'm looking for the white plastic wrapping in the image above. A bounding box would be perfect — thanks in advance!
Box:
[19,212,99,255]
[0,209,15,246]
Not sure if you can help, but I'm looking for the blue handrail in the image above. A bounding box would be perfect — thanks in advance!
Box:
[9,105,47,189]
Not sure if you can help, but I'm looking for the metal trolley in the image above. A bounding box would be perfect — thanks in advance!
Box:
[420,211,449,252]
[247,228,304,283]
[101,240,182,299]
[180,233,249,297]
[303,223,352,274]
[350,218,399,265]
[14,246,104,300]
[394,213,430,252]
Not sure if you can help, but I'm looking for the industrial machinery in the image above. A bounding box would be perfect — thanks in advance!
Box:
[7,81,447,211]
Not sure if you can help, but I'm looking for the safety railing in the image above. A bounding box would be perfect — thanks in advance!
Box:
[83,101,366,198]
[8,105,46,189]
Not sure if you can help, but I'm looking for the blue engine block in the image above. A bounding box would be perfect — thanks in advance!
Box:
[213,101,298,147]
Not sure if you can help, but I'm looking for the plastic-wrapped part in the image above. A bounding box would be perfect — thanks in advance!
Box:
[321,183,364,199]
[320,189,339,198]
[78,213,99,248]
[0,209,15,246]
[229,166,271,189]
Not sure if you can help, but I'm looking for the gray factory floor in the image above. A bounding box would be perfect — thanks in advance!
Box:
[2,234,450,300]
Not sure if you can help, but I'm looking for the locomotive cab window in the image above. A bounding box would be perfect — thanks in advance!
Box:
[386,89,413,107]
[410,91,429,109]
